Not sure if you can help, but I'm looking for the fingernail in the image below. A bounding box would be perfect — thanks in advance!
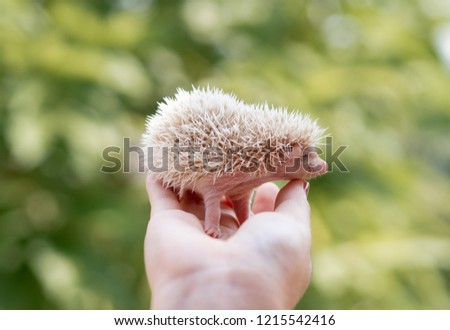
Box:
[303,181,310,195]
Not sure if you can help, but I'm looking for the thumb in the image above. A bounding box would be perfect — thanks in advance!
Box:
[231,180,311,246]
[274,180,310,222]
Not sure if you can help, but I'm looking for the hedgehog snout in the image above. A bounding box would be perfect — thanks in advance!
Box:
[303,152,328,178]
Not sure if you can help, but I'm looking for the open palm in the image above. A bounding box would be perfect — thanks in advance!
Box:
[145,177,312,309]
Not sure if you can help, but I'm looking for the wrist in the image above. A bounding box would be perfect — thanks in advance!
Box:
[150,266,286,309]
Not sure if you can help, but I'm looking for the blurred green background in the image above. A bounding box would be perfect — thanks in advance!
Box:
[1,0,449,309]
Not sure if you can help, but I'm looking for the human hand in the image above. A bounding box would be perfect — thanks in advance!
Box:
[144,177,312,309]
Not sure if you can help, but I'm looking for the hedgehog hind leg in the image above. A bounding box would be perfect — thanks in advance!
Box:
[203,195,222,238]
[230,192,252,225]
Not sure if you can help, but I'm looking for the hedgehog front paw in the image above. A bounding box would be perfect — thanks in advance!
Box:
[204,224,221,238]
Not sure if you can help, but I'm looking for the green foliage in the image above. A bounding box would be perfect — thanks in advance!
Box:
[1,0,449,309]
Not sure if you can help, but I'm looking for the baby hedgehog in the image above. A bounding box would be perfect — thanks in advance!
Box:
[142,87,328,238]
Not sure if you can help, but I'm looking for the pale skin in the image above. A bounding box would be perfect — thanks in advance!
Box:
[144,177,313,309]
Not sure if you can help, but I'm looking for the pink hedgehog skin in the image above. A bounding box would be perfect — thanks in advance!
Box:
[143,87,328,238]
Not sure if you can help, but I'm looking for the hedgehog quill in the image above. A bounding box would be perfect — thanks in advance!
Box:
[142,87,328,238]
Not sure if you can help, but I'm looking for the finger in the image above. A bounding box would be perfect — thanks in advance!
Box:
[146,176,181,215]
[230,180,312,266]
[252,182,280,213]
[235,180,310,239]
[274,179,310,220]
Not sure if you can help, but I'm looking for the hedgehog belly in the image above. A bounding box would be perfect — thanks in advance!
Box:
[192,149,327,238]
